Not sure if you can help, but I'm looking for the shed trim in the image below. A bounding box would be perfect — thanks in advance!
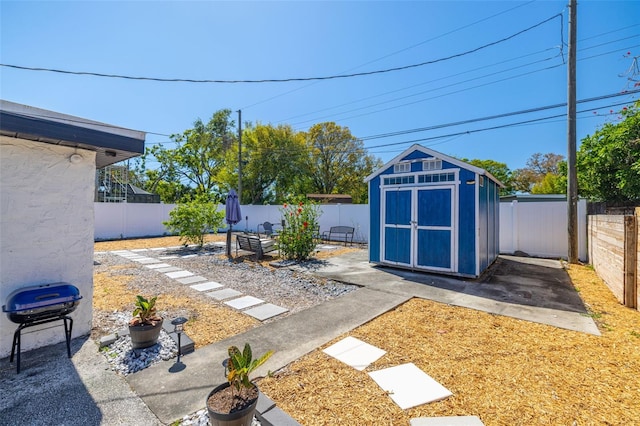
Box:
[365,144,504,187]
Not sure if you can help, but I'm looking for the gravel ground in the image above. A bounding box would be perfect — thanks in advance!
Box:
[93,244,357,338]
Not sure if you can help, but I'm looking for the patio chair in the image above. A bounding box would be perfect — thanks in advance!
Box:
[257,221,280,239]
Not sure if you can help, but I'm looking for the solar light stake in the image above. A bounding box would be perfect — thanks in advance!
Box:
[171,317,188,363]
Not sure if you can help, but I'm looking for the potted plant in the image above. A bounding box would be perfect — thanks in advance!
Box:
[206,343,273,426]
[128,295,163,349]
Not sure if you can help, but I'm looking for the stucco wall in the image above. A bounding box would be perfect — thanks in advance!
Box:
[0,136,96,358]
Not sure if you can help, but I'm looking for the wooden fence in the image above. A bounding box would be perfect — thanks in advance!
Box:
[588,208,639,310]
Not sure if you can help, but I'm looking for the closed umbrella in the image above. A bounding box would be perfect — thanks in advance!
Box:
[225,189,242,256]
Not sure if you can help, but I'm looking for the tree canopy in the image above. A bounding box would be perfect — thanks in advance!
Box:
[577,102,640,202]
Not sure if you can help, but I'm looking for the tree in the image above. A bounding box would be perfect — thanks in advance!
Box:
[228,123,307,204]
[532,161,567,194]
[577,102,640,202]
[303,122,382,203]
[512,153,565,193]
[138,109,236,203]
[463,158,514,195]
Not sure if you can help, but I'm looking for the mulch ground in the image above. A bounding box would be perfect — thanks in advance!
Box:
[95,236,640,425]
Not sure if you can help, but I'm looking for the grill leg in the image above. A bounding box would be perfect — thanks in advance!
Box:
[63,316,73,358]
[9,324,24,374]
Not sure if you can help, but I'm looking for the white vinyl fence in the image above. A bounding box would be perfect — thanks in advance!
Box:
[500,199,588,261]
[94,203,369,243]
[95,201,587,260]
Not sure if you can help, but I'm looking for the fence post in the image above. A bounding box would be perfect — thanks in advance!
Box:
[624,213,638,308]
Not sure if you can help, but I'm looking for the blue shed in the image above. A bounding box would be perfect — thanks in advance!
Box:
[365,144,502,278]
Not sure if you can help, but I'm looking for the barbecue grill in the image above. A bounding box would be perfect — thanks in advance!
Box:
[2,282,82,373]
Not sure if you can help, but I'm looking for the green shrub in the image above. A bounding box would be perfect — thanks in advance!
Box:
[163,194,225,247]
[277,201,320,261]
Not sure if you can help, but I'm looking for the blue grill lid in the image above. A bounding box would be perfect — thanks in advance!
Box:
[3,283,82,313]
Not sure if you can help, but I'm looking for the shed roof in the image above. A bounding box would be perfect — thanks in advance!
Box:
[0,100,145,168]
[364,144,504,187]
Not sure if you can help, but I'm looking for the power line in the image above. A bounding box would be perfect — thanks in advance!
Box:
[0,14,561,84]
[292,42,639,128]
[239,0,538,110]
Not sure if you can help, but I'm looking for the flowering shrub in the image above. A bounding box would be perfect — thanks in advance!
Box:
[277,201,320,261]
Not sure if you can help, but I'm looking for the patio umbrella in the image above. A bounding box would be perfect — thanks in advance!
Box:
[225,189,242,256]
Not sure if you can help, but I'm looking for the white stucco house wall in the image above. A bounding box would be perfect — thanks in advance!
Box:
[0,100,145,359]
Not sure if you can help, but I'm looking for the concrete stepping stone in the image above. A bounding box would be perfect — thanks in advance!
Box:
[144,263,171,269]
[225,296,264,310]
[133,258,161,264]
[166,270,194,279]
[190,281,223,291]
[179,254,198,259]
[150,247,166,251]
[155,266,181,273]
[177,276,207,285]
[410,417,484,426]
[323,336,386,371]
[205,288,243,301]
[243,304,288,321]
[131,248,149,252]
[368,363,452,409]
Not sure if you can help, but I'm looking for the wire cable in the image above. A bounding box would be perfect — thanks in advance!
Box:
[0,14,562,84]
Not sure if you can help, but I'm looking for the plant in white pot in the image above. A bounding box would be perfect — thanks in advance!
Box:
[128,295,163,349]
[206,343,273,426]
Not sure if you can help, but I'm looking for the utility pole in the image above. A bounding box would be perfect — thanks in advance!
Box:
[567,0,578,263]
[237,109,242,204]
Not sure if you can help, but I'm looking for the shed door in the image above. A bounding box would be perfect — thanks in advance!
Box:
[382,186,456,271]
[415,187,455,271]
[382,189,412,266]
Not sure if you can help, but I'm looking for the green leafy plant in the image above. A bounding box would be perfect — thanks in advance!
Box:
[163,194,225,247]
[277,201,320,261]
[129,295,161,326]
[225,343,273,396]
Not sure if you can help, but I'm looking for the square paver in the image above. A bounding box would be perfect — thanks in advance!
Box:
[368,363,452,409]
[205,288,243,300]
[131,248,149,252]
[155,266,181,273]
[177,276,207,285]
[165,270,194,279]
[225,296,264,310]
[144,263,171,269]
[133,257,161,264]
[244,304,288,321]
[323,336,386,371]
[190,281,223,292]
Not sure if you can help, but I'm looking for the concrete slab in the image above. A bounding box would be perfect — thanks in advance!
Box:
[177,276,207,285]
[323,336,386,371]
[225,296,264,310]
[131,248,149,252]
[410,417,484,426]
[244,304,288,321]
[299,252,600,335]
[165,270,194,279]
[205,288,243,300]
[369,363,452,409]
[190,281,223,292]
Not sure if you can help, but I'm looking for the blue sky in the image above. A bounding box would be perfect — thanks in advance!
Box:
[1,1,638,171]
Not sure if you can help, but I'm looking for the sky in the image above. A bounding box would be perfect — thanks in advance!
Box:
[1,1,639,171]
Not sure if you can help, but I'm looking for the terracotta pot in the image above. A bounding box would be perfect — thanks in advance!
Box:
[128,318,163,349]
[206,382,258,426]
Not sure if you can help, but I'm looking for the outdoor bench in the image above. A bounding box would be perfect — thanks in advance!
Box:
[321,226,355,246]
[235,234,276,260]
